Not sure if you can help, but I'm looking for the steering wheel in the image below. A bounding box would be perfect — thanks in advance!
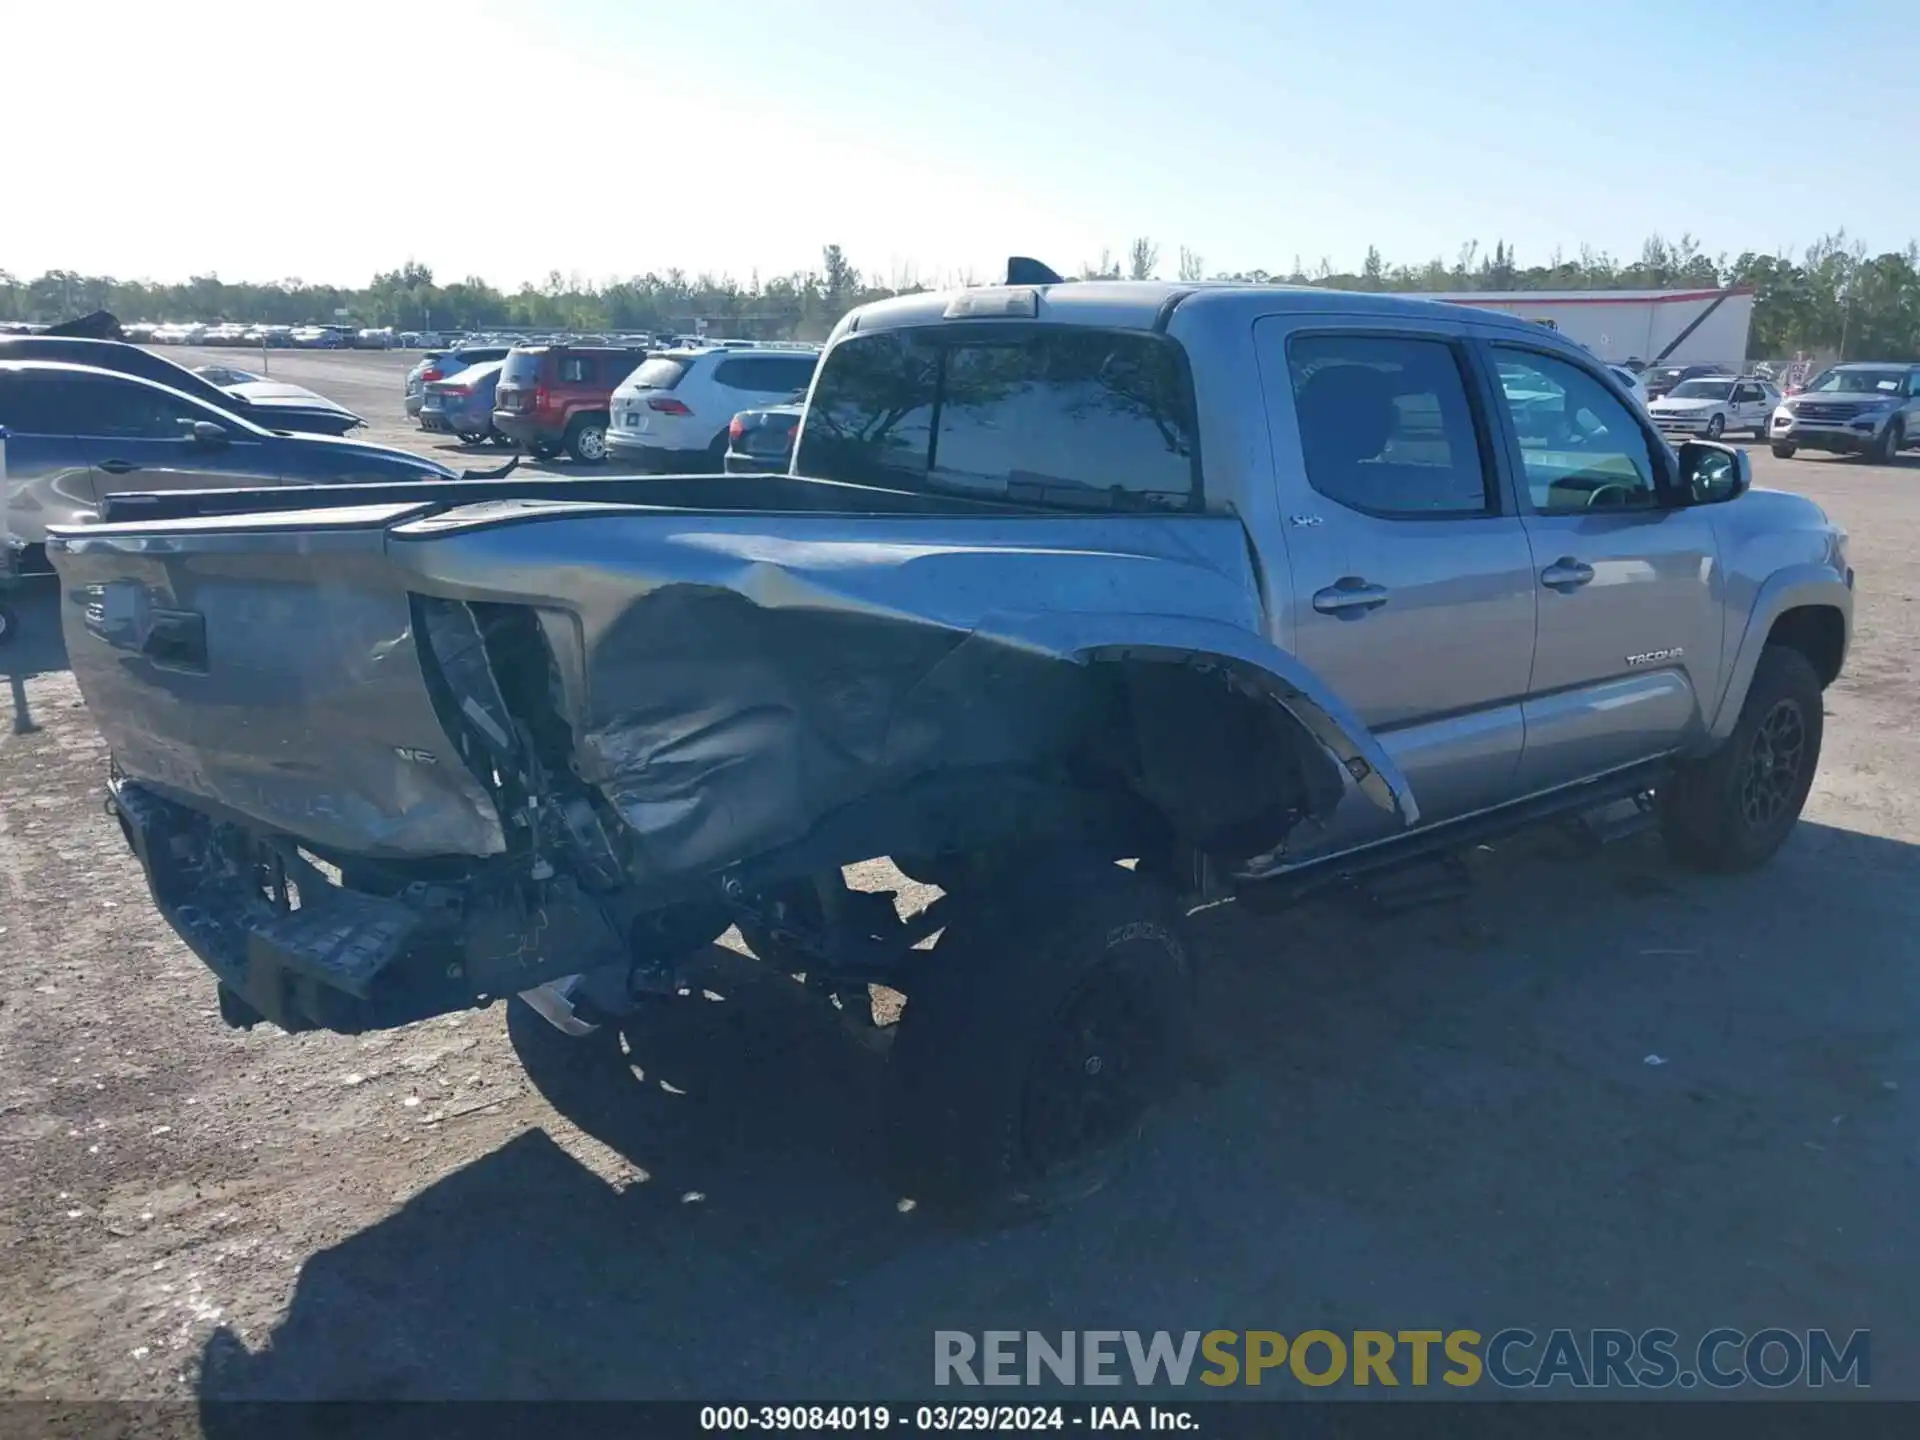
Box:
[1584,483,1635,510]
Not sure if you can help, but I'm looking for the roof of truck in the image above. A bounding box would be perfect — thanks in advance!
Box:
[840,279,1545,339]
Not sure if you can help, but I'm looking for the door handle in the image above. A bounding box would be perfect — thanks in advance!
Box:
[1540,557,1596,591]
[97,459,137,475]
[1312,579,1390,615]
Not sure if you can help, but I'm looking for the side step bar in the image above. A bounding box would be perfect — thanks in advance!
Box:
[1238,758,1672,912]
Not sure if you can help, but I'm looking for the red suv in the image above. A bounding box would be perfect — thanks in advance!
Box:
[492,344,648,463]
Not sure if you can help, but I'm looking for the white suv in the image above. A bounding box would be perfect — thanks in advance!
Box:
[607,345,820,471]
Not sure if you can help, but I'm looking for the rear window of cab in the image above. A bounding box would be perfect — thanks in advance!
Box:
[794,324,1200,511]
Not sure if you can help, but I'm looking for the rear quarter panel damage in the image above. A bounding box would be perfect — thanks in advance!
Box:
[394,508,1417,880]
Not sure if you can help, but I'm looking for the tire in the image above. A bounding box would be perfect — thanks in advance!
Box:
[734,882,824,974]
[0,602,15,648]
[1659,645,1823,873]
[1872,418,1903,465]
[528,440,559,461]
[1771,443,1797,459]
[706,430,730,474]
[1705,413,1725,440]
[885,861,1194,1219]
[565,415,609,465]
[457,430,487,445]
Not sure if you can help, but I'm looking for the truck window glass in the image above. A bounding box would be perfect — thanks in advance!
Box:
[1491,347,1660,514]
[798,327,1199,510]
[558,355,594,383]
[794,331,941,488]
[1285,334,1492,517]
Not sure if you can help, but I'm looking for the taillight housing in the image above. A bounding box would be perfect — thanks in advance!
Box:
[648,396,693,416]
[728,414,746,440]
[534,383,550,412]
[421,368,443,383]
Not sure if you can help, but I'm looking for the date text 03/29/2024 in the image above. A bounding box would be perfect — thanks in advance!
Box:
[699,1406,1191,1432]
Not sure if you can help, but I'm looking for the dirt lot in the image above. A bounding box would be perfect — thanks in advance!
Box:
[3,355,1918,1403]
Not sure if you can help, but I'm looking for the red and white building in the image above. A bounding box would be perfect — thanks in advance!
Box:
[1428,287,1755,368]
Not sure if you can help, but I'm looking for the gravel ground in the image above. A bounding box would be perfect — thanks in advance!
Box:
[3,361,1918,1404]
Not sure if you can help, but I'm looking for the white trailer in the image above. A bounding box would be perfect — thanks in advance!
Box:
[1427,288,1755,368]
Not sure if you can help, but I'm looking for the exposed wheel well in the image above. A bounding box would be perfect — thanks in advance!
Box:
[1765,605,1845,688]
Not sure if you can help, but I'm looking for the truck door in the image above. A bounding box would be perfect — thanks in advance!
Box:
[1480,342,1725,792]
[1253,319,1536,838]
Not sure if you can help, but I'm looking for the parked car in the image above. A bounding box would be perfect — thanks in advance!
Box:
[419,360,508,444]
[45,274,1852,1216]
[405,345,512,419]
[1647,375,1779,441]
[1770,362,1920,463]
[607,345,820,471]
[722,399,805,473]
[492,343,649,463]
[1607,364,1650,410]
[0,336,365,435]
[1642,363,1728,402]
[0,358,500,550]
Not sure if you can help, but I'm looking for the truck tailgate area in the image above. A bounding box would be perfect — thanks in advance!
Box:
[54,503,507,859]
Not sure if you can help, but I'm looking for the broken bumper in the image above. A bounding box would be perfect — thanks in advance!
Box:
[107,777,624,1035]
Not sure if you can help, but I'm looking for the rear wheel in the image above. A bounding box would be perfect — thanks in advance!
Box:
[885,860,1195,1220]
[1659,645,1823,873]
[566,415,609,464]
[457,430,487,445]
[528,440,559,461]
[706,430,730,473]
[1771,442,1797,459]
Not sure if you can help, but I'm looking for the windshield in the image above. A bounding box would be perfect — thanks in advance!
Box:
[1804,368,1905,395]
[1668,380,1734,400]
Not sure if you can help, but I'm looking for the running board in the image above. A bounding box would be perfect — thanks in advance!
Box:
[1238,760,1671,913]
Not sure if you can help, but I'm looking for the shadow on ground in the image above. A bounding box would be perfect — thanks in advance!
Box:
[0,575,68,736]
[199,820,1920,1402]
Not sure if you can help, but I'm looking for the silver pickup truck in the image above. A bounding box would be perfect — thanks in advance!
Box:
[48,272,1853,1214]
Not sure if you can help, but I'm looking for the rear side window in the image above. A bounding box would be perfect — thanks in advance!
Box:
[627,358,689,391]
[797,326,1199,511]
[1285,334,1492,517]
[557,354,596,384]
[713,355,819,394]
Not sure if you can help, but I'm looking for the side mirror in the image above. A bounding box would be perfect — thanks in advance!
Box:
[190,420,229,447]
[1675,439,1749,506]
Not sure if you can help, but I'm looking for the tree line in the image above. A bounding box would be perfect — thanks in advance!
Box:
[4,233,1916,360]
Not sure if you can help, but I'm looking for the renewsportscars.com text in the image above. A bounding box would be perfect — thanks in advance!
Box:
[934,1328,1869,1390]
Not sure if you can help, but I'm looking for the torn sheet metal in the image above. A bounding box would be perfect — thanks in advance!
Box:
[392,508,1418,877]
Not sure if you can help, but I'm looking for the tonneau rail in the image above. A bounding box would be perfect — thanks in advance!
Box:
[87,472,1033,527]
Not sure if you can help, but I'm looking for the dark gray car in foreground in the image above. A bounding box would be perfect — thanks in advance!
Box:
[0,335,366,435]
[47,273,1852,1217]
[1,360,508,555]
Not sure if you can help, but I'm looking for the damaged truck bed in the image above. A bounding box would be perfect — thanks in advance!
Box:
[55,471,1407,1037]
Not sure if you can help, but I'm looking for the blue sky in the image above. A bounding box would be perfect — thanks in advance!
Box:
[11,0,1915,288]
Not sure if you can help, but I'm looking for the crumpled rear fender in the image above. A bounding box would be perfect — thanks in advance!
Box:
[969,609,1419,828]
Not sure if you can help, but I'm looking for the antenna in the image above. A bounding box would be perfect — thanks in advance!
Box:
[1005,257,1066,286]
